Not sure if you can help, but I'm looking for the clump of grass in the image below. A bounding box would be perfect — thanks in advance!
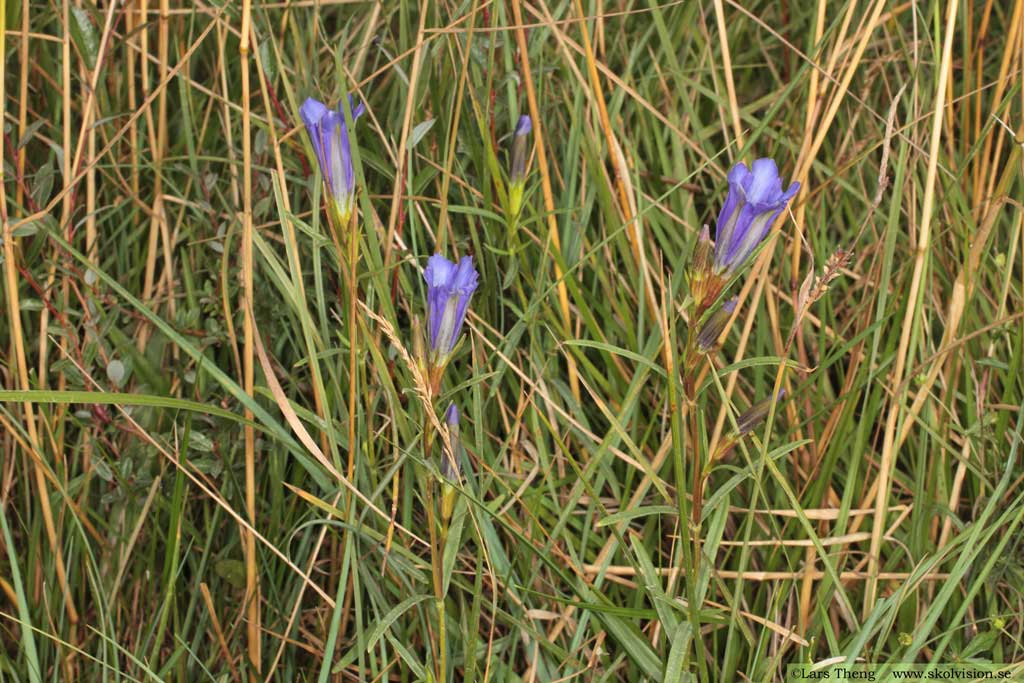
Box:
[2,1,1023,681]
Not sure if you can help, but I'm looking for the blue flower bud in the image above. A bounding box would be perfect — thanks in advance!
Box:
[696,297,737,353]
[510,115,532,185]
[441,402,461,482]
[508,115,532,219]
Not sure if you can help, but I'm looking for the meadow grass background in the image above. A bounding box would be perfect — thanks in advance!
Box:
[2,0,1024,680]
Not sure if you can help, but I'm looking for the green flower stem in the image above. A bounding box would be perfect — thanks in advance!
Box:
[679,304,710,682]
[422,412,447,683]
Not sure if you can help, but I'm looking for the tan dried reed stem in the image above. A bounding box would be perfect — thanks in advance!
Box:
[15,0,29,213]
[712,0,744,148]
[239,0,261,669]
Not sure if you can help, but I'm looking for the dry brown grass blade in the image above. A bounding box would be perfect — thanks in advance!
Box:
[583,566,950,582]
[712,0,744,149]
[200,583,241,683]
[239,0,261,667]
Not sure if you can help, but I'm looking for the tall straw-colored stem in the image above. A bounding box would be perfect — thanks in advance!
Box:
[239,0,261,669]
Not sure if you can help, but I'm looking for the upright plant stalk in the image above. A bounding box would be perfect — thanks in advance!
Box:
[298,93,366,644]
[680,300,712,681]
[661,286,706,680]
[685,356,703,567]
[346,209,359,499]
[420,417,447,683]
[419,254,478,681]
[337,202,361,650]
[679,158,799,677]
[423,404,462,683]
[239,0,261,670]
[15,0,29,213]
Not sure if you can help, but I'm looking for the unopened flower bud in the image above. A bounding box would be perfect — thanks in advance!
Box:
[440,402,461,523]
[440,403,461,482]
[736,390,785,435]
[696,298,737,353]
[689,226,713,278]
[509,115,532,218]
[510,115,532,184]
[688,226,724,310]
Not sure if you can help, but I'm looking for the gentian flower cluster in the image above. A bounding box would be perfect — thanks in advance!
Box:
[300,96,365,226]
[688,158,797,441]
[422,256,477,525]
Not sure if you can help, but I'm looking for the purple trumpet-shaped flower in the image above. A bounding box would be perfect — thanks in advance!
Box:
[714,159,799,275]
[424,254,480,363]
[300,96,365,224]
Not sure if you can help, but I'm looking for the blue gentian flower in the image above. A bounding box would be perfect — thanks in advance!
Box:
[300,96,365,224]
[424,254,480,363]
[714,159,799,274]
